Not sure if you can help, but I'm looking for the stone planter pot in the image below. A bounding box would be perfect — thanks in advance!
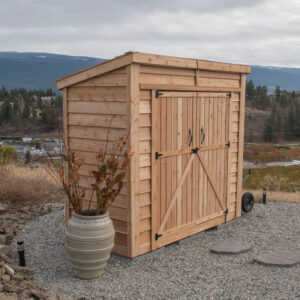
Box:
[65,212,115,279]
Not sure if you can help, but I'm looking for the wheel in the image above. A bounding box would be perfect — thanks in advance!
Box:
[242,192,254,213]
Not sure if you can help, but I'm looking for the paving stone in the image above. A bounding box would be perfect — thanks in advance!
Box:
[253,250,300,267]
[211,239,252,254]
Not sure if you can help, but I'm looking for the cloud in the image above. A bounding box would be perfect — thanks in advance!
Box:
[0,0,300,66]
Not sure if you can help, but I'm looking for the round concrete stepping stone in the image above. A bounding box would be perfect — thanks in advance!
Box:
[211,240,252,254]
[253,250,300,267]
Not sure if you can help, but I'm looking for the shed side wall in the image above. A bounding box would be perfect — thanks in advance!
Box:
[66,67,131,257]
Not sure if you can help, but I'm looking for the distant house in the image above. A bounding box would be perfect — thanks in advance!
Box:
[22,137,32,143]
[0,102,14,108]
[29,108,42,119]
[41,96,55,103]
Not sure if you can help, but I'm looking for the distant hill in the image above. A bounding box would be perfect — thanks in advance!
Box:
[0,52,104,91]
[0,52,300,92]
[248,66,300,93]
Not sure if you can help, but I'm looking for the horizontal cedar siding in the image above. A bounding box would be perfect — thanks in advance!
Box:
[67,69,130,257]
[137,84,152,251]
[68,86,127,101]
[139,65,241,89]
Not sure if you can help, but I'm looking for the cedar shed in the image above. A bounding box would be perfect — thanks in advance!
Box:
[56,52,251,258]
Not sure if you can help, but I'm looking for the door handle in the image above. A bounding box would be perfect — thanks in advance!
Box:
[201,128,205,145]
[188,128,193,146]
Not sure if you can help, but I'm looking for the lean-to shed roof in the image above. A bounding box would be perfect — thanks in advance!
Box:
[56,52,251,90]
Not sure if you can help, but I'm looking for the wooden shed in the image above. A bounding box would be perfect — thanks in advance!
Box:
[56,52,251,258]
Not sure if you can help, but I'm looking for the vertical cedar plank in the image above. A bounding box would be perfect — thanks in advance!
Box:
[128,64,140,257]
[214,98,219,214]
[203,98,209,218]
[226,96,233,219]
[236,74,246,217]
[182,98,188,225]
[63,88,70,223]
[220,99,225,205]
[208,97,213,215]
[161,98,167,232]
[192,97,197,221]
[151,90,157,250]
[177,98,183,226]
[166,98,172,230]
[156,94,162,245]
[187,98,193,223]
[171,98,178,228]
[198,97,204,218]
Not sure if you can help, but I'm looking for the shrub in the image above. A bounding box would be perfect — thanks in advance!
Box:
[0,146,18,163]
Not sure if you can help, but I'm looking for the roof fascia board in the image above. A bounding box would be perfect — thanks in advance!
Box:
[56,52,133,90]
[132,52,250,74]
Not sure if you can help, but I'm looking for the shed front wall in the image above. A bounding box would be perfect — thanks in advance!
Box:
[134,64,246,256]
[64,66,132,257]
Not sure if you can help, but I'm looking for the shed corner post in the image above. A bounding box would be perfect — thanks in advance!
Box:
[127,63,140,257]
[63,87,71,225]
[236,74,246,218]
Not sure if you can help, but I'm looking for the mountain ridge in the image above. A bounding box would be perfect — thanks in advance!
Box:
[0,52,299,92]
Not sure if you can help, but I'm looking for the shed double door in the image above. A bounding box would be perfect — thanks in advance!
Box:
[152,91,232,248]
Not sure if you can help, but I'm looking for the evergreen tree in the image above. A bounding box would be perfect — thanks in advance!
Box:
[24,150,31,164]
[22,102,30,118]
[263,122,274,142]
[288,106,295,137]
[283,118,292,140]
[0,100,13,121]
[246,80,255,101]
[275,85,280,101]
[280,93,288,107]
[295,102,300,137]
[276,113,282,136]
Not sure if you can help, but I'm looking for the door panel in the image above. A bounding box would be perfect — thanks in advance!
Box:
[153,92,231,245]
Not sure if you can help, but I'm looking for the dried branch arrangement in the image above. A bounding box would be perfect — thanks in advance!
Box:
[44,132,133,216]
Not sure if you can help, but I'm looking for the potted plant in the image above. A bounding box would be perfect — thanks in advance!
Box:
[45,135,133,279]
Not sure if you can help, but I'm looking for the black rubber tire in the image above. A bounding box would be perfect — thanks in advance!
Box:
[242,192,254,213]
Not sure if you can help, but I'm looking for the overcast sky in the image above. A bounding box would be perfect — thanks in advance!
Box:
[1,0,300,67]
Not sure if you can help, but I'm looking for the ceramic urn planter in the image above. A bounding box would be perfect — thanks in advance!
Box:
[65,212,115,279]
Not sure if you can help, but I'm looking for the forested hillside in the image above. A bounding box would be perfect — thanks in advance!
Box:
[0,82,299,141]
[245,81,300,143]
[0,87,62,135]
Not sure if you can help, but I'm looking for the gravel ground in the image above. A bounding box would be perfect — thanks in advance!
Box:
[16,202,300,300]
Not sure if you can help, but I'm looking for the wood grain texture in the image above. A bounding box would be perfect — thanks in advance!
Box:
[236,75,246,217]
[68,86,127,101]
[57,53,133,89]
[63,88,71,222]
[127,63,140,257]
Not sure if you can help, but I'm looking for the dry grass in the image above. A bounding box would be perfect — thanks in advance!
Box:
[243,165,300,192]
[0,163,65,210]
[243,189,300,204]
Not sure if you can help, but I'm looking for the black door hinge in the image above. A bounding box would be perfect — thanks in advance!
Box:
[155,152,163,159]
[226,141,231,147]
[224,208,228,215]
[155,90,163,98]
[227,92,232,98]
[155,233,162,240]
